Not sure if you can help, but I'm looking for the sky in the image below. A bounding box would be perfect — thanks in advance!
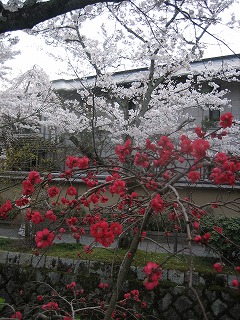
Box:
[4,31,71,81]
[3,2,240,83]
[4,26,240,82]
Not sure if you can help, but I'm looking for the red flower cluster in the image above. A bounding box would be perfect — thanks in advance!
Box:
[0,199,12,219]
[153,136,174,166]
[215,152,229,163]
[124,289,139,300]
[22,179,35,196]
[203,232,211,243]
[146,139,156,151]
[90,220,122,247]
[15,196,30,208]
[82,213,101,225]
[10,311,22,319]
[150,194,165,213]
[45,210,57,222]
[143,261,162,290]
[187,171,201,183]
[66,186,78,196]
[195,127,205,138]
[180,135,193,154]
[232,279,239,287]
[219,112,233,128]
[27,210,44,224]
[145,179,158,190]
[22,171,42,196]
[213,226,223,234]
[35,228,54,248]
[109,179,126,195]
[191,139,210,160]
[117,191,139,210]
[210,153,240,186]
[42,301,59,310]
[99,282,109,289]
[48,186,60,198]
[28,171,42,185]
[134,152,149,168]
[66,155,89,169]
[213,262,223,273]
[115,139,132,162]
[66,216,78,227]
[66,281,76,290]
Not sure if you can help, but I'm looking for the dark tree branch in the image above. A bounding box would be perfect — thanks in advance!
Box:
[0,0,125,34]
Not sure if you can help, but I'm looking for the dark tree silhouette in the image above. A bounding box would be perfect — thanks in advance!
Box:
[0,0,124,34]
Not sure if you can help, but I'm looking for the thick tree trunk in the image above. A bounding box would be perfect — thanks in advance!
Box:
[0,0,124,34]
[103,211,151,320]
[104,171,186,319]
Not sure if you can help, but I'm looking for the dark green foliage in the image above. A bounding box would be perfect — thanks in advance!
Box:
[201,215,240,261]
[201,116,218,131]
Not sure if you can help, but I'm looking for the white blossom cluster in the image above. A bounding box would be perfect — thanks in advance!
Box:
[0,0,240,157]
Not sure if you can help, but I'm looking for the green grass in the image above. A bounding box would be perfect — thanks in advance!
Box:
[0,237,235,275]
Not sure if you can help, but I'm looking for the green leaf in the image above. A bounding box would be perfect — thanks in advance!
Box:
[0,297,6,311]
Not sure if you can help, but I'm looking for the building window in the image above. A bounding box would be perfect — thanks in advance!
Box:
[202,109,220,131]
[209,109,220,121]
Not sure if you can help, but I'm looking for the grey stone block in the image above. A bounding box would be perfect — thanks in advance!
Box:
[45,256,59,269]
[205,289,216,302]
[163,308,179,320]
[174,295,192,312]
[0,251,8,264]
[74,259,89,274]
[211,299,227,317]
[89,261,104,274]
[220,315,235,320]
[186,309,196,319]
[32,255,46,268]
[19,253,32,267]
[205,311,214,320]
[230,304,240,320]
[185,271,199,286]
[35,270,45,282]
[172,285,185,295]
[188,287,202,302]
[7,252,20,265]
[136,267,145,280]
[222,292,235,303]
[168,269,184,285]
[199,275,206,285]
[162,269,168,281]
[58,257,74,272]
[47,271,61,284]
[162,292,173,311]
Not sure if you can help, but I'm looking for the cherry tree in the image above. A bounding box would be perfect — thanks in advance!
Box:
[30,0,240,158]
[0,67,58,150]
[0,32,19,83]
[0,1,239,163]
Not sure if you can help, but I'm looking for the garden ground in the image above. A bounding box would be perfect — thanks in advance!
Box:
[0,223,216,257]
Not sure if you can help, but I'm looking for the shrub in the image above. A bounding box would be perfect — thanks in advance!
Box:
[201,215,240,261]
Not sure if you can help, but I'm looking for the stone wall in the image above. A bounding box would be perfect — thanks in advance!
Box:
[0,251,239,319]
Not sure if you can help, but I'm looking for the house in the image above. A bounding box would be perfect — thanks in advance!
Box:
[52,54,240,130]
